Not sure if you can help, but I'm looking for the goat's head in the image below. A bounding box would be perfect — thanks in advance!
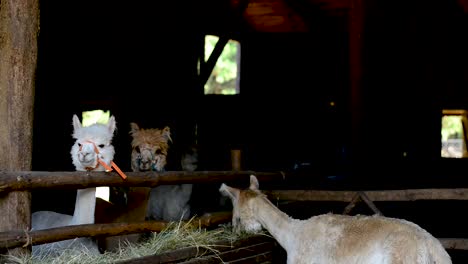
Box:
[70,114,117,171]
[129,123,171,172]
[220,175,264,233]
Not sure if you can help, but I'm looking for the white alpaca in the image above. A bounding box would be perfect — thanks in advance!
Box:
[31,114,117,256]
[220,175,452,264]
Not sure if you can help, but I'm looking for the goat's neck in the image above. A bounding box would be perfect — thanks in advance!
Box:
[253,196,296,250]
[71,188,96,225]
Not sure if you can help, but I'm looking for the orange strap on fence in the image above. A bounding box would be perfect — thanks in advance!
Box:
[111,161,127,180]
[85,140,127,180]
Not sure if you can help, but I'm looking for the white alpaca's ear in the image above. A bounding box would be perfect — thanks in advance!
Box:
[220,183,239,201]
[72,114,82,131]
[249,175,259,190]
[130,122,140,135]
[162,126,172,143]
[107,116,116,134]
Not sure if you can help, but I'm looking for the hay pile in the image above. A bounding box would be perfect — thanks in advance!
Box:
[4,219,267,264]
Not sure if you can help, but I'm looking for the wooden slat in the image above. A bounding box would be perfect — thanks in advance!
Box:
[0,171,288,192]
[179,242,275,263]
[116,235,274,264]
[264,188,468,202]
[0,212,232,249]
[440,238,468,250]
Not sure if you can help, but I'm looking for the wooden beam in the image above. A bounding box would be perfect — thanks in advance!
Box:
[358,191,383,215]
[342,192,361,215]
[0,211,232,250]
[0,0,39,258]
[199,36,230,86]
[0,171,289,192]
[349,0,365,162]
[115,234,274,264]
[264,188,468,201]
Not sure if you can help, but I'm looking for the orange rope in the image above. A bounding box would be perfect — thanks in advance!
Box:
[84,140,127,180]
[111,161,127,180]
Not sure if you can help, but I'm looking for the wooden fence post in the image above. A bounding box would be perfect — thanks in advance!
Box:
[0,0,39,258]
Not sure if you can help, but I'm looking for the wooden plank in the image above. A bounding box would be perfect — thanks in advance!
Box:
[0,171,288,192]
[358,191,383,215]
[180,242,275,263]
[440,238,468,250]
[0,212,232,250]
[116,235,274,264]
[342,192,361,215]
[224,252,273,264]
[348,0,365,161]
[0,0,39,258]
[264,188,468,202]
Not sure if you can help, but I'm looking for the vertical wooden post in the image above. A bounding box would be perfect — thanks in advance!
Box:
[231,149,242,171]
[0,0,39,257]
[349,0,365,164]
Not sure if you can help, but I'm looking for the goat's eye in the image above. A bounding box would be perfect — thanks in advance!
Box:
[98,144,105,148]
[135,146,141,153]
[77,143,82,147]
[155,149,162,155]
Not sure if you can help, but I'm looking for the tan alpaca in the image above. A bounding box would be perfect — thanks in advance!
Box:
[220,175,452,264]
[129,123,192,221]
[97,123,194,251]
[32,114,117,256]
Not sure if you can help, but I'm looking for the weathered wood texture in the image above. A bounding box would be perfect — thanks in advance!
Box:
[0,0,39,257]
[115,234,277,264]
[0,171,288,192]
[264,189,468,201]
[0,211,232,250]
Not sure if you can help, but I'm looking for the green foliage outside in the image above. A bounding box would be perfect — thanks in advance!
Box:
[441,115,463,140]
[82,110,110,127]
[204,35,239,95]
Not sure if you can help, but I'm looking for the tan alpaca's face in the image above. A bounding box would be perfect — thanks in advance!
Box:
[129,123,171,172]
[220,175,263,233]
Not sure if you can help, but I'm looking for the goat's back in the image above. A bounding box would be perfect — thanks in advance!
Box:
[288,214,451,264]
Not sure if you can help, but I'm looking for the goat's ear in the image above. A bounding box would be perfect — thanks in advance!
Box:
[72,114,82,131]
[107,116,117,134]
[162,126,172,142]
[219,183,239,201]
[249,175,259,190]
[129,122,140,135]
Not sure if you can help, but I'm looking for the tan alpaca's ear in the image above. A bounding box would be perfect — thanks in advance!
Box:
[162,126,172,143]
[72,114,82,131]
[129,122,140,135]
[220,183,239,201]
[249,175,259,190]
[107,116,117,134]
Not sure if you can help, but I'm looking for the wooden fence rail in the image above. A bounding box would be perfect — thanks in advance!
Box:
[263,188,468,202]
[1,170,468,255]
[0,211,232,249]
[0,170,287,192]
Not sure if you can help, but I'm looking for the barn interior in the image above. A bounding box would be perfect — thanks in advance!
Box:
[29,0,468,260]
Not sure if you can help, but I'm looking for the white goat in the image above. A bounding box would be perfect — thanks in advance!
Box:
[220,175,452,264]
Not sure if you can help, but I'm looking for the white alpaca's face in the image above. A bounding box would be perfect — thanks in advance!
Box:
[220,175,263,234]
[70,115,117,171]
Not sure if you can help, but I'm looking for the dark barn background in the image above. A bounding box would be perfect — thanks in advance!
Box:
[30,0,468,261]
